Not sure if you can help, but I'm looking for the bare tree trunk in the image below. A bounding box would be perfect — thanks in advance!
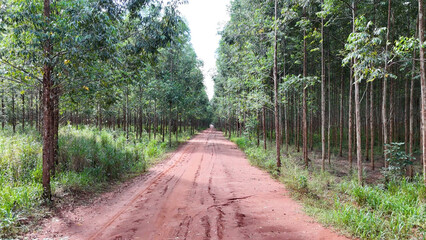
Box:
[339,74,343,157]
[22,92,25,131]
[348,63,353,169]
[321,2,326,171]
[409,47,416,178]
[12,90,15,133]
[154,100,157,140]
[263,105,267,150]
[405,77,409,154]
[285,94,289,153]
[1,85,4,130]
[370,80,375,170]
[418,0,426,185]
[365,83,369,162]
[303,9,308,168]
[355,76,363,184]
[42,0,53,201]
[169,102,172,147]
[273,0,281,173]
[383,0,392,168]
[327,55,331,164]
[390,79,394,143]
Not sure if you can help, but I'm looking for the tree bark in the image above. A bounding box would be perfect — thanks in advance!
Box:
[418,0,426,185]
[263,105,267,150]
[339,74,343,157]
[22,92,25,131]
[370,80,375,170]
[409,47,416,178]
[303,9,308,168]
[383,0,391,168]
[1,85,4,130]
[42,0,53,201]
[273,0,281,173]
[321,2,326,171]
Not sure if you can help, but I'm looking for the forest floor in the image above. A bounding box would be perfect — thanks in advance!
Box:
[28,128,348,240]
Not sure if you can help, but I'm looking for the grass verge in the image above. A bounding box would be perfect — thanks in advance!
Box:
[231,136,426,240]
[0,125,195,238]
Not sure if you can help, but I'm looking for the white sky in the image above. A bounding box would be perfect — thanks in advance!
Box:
[178,0,230,100]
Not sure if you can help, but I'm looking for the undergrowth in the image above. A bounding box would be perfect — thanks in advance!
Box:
[0,125,194,238]
[231,136,426,240]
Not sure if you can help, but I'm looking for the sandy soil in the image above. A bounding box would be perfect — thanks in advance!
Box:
[30,129,349,240]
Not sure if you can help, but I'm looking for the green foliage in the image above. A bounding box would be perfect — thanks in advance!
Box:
[0,126,192,237]
[382,143,414,181]
[343,16,387,83]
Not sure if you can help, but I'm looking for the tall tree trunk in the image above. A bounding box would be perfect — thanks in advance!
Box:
[273,0,281,173]
[22,92,25,131]
[1,85,4,130]
[263,105,267,150]
[303,9,308,168]
[321,3,326,171]
[339,74,344,157]
[409,47,416,178]
[355,74,363,184]
[327,54,331,164]
[42,0,53,201]
[125,85,129,140]
[383,0,391,168]
[52,85,59,176]
[12,90,15,133]
[418,0,426,185]
[348,62,353,170]
[370,80,375,170]
[365,83,369,162]
[405,78,409,154]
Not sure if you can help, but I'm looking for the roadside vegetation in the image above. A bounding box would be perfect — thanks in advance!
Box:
[231,136,426,240]
[0,125,195,237]
[0,0,211,237]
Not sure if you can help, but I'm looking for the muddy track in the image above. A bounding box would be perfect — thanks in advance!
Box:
[32,129,349,240]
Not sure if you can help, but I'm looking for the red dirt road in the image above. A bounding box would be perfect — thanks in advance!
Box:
[33,129,349,240]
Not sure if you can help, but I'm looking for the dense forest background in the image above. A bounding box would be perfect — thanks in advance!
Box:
[0,0,211,236]
[212,0,426,184]
[212,1,426,238]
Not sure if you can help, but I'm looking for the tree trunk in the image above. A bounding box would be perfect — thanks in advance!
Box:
[263,105,267,150]
[383,0,392,168]
[348,62,353,169]
[22,92,25,131]
[370,80,375,170]
[42,0,53,201]
[409,47,416,178]
[339,74,344,157]
[12,90,16,133]
[418,0,426,185]
[365,83,369,162]
[273,0,281,173]
[321,4,326,171]
[327,54,331,164]
[1,86,4,130]
[303,9,308,168]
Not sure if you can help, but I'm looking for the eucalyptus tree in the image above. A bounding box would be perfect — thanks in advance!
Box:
[0,0,186,200]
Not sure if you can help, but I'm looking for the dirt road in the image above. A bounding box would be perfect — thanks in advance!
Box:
[34,129,348,240]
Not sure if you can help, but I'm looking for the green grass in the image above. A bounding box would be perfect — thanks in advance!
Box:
[230,136,426,240]
[0,125,195,238]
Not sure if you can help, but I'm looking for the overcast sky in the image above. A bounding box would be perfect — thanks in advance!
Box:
[178,0,230,100]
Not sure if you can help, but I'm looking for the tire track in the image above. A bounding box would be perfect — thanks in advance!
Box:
[87,143,195,240]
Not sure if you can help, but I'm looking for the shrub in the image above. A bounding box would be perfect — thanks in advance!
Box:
[382,143,414,181]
